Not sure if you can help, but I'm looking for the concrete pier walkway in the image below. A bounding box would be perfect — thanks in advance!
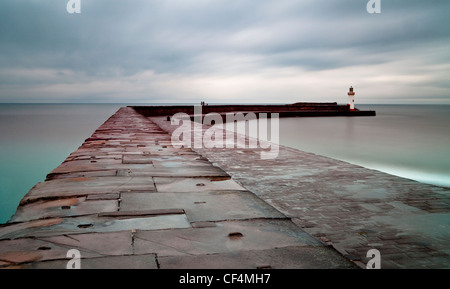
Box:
[153,114,450,269]
[0,107,355,269]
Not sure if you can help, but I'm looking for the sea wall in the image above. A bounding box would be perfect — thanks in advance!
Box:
[132,103,376,118]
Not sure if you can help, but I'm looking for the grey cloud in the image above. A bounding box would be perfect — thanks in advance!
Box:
[0,0,449,102]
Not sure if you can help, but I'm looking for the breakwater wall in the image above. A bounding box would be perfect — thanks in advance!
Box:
[0,107,356,269]
[132,103,376,118]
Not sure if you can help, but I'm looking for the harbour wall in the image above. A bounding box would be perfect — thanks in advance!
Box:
[132,103,376,118]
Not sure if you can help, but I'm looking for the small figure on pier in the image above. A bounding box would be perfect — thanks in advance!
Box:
[347,86,355,111]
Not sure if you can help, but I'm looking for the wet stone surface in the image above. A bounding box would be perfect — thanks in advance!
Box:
[151,115,450,269]
[0,107,354,269]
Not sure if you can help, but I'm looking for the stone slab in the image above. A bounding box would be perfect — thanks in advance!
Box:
[153,177,247,193]
[38,231,134,257]
[120,191,286,222]
[0,214,191,239]
[20,176,156,204]
[10,197,118,223]
[49,163,229,178]
[47,169,118,180]
[99,209,185,218]
[0,237,100,265]
[86,193,120,200]
[134,219,321,257]
[122,154,155,164]
[18,254,158,269]
[158,245,357,269]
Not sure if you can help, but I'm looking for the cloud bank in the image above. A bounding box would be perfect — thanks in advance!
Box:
[0,0,449,104]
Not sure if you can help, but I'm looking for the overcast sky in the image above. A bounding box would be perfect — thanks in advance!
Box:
[0,0,449,104]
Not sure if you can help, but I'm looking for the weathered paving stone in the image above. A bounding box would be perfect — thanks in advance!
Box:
[134,219,321,257]
[49,162,156,175]
[119,191,286,222]
[158,245,357,269]
[153,177,246,193]
[151,159,213,168]
[10,197,118,223]
[120,165,230,178]
[99,209,186,218]
[20,176,156,204]
[0,214,191,239]
[86,193,120,200]
[47,169,119,180]
[38,231,134,257]
[0,237,100,266]
[17,254,159,269]
[122,154,155,164]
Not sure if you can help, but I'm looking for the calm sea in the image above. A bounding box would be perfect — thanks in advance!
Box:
[0,104,124,224]
[1,104,449,223]
[279,105,450,189]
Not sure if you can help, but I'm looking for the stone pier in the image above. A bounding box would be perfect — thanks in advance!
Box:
[0,106,448,269]
[0,107,355,269]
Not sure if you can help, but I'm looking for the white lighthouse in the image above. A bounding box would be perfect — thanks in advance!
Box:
[347,86,355,111]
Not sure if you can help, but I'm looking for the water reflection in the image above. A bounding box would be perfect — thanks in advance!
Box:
[279,105,450,188]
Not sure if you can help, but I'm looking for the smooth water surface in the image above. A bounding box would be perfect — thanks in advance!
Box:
[279,104,450,188]
[0,104,123,223]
